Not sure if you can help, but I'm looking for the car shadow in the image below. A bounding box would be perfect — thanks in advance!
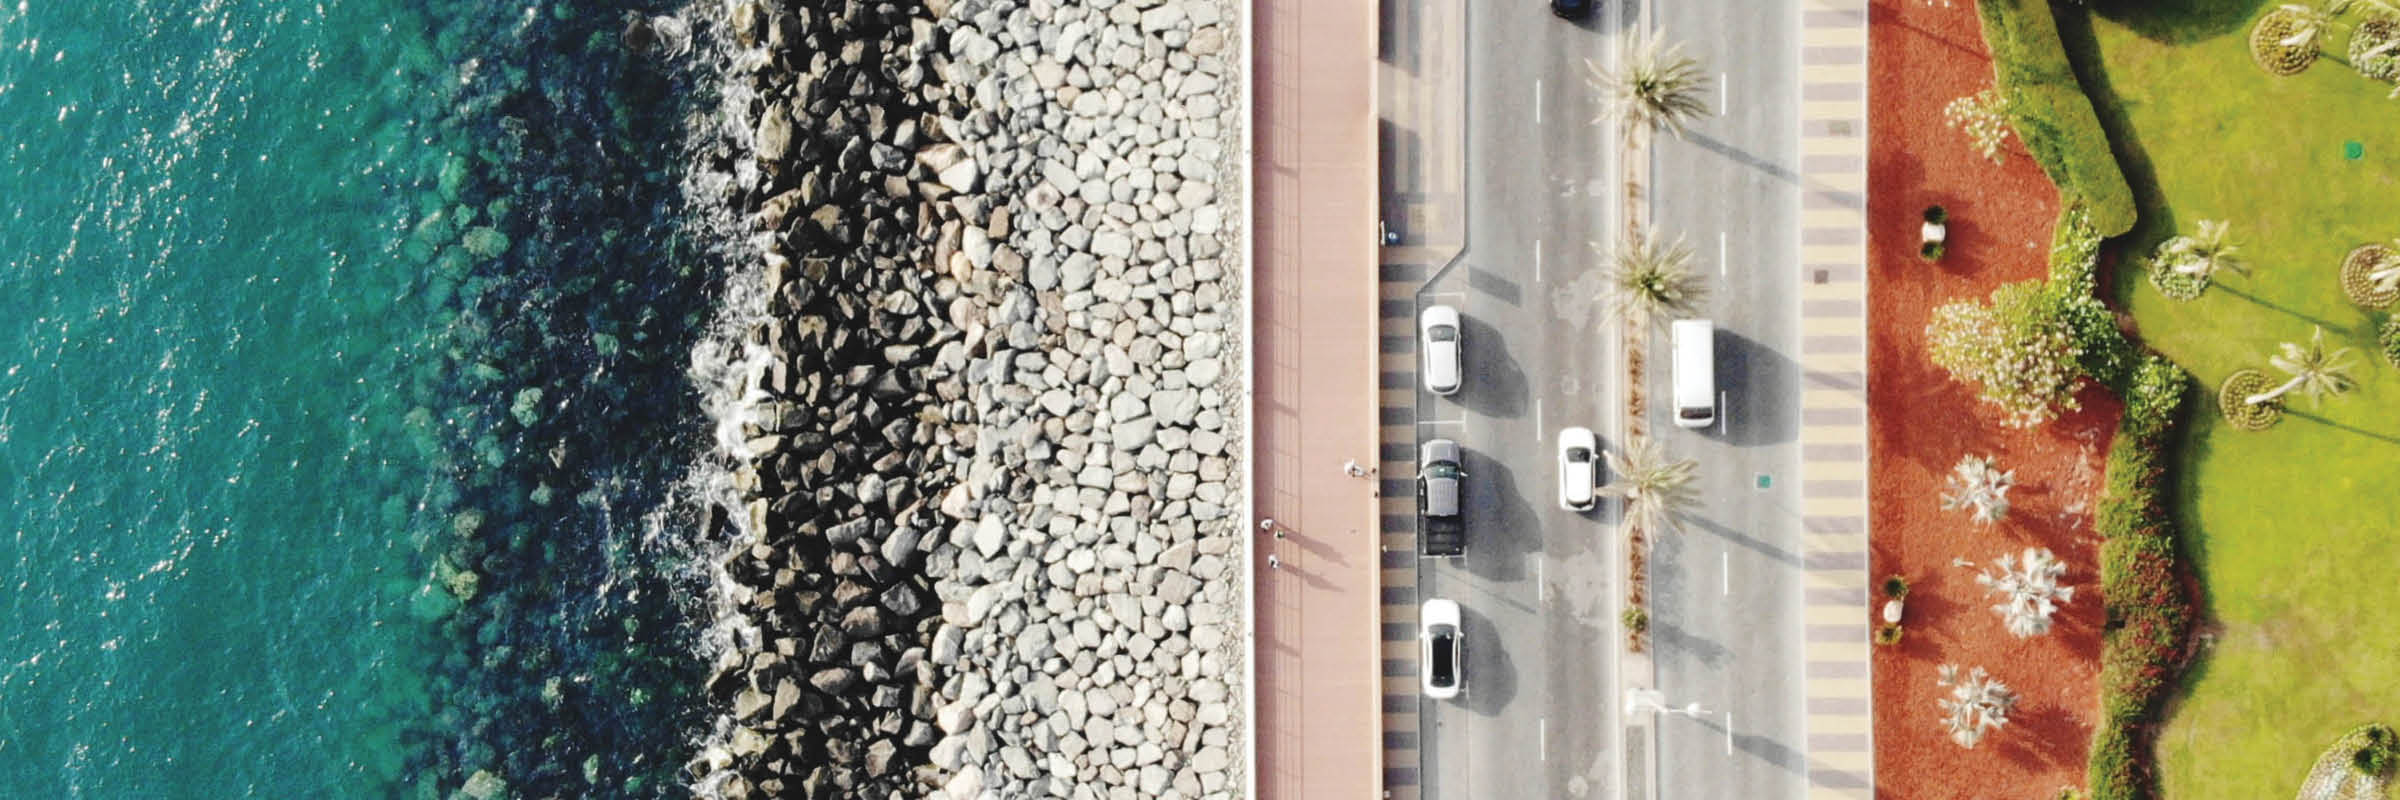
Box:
[1713,329,1800,447]
[1459,602,1519,717]
[1461,446,1541,583]
[1453,314,1530,419]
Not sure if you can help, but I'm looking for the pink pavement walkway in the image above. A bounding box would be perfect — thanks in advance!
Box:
[1249,0,1382,795]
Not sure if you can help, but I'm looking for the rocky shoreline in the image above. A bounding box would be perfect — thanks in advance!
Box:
[688,0,1247,797]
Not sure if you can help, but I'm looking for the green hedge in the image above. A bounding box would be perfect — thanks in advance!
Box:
[2029,202,2194,799]
[2089,352,2193,800]
[1977,0,2139,237]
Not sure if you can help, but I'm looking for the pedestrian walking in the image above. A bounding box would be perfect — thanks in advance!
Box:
[1267,553,1281,570]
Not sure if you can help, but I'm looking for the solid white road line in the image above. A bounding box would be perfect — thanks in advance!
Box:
[1725,713,1734,755]
[1719,231,1728,276]
[1540,717,1549,761]
[1535,78,1544,125]
[1722,551,1730,595]
[1538,558,1547,604]
[1535,398,1544,437]
[1421,418,1467,426]
[1535,238,1543,283]
[1718,390,1730,435]
[1720,72,1729,111]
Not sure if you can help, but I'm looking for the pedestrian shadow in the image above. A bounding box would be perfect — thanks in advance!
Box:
[1680,714,1807,774]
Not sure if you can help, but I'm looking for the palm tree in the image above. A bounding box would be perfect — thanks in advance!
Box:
[2163,219,2249,279]
[2279,0,2356,52]
[1586,30,1711,140]
[1600,439,1700,537]
[2245,326,2359,406]
[1598,232,1706,329]
[1976,548,2073,638]
[1936,664,2018,749]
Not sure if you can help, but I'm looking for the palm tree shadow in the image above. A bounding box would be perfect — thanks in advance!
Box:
[2285,409,2400,447]
[2208,283,2360,334]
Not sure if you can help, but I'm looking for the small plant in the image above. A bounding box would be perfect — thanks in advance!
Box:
[2352,16,2400,82]
[2381,314,2400,367]
[1924,205,1949,225]
[1936,664,2018,748]
[1942,88,2013,163]
[2052,788,2089,800]
[1977,547,2072,638]
[1919,241,1945,262]
[1940,454,2015,524]
[1882,574,1911,600]
[2146,220,2245,300]
[1874,622,1905,646]
[2252,4,2326,74]
[2342,242,2400,308]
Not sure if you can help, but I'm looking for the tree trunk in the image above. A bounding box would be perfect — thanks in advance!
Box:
[2245,373,2306,406]
[2371,262,2400,290]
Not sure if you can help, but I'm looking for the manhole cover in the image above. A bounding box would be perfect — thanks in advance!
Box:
[1756,474,1773,489]
[2346,140,2365,160]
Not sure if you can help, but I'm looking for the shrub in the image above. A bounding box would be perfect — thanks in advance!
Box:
[1921,241,1946,262]
[1883,573,1912,599]
[2382,314,2400,367]
[2352,17,2400,82]
[1928,280,2090,427]
[1943,88,2014,163]
[1925,205,1949,225]
[1621,605,1649,636]
[2121,356,2188,436]
[2352,723,2400,776]
[1874,622,1905,646]
[1975,0,2137,235]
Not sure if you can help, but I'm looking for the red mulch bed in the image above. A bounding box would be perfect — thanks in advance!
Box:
[1867,1,2118,798]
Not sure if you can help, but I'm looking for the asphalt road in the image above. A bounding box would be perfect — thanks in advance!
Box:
[1642,0,1811,796]
[1413,1,1628,798]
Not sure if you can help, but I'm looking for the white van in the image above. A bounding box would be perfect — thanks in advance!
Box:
[1671,319,1715,430]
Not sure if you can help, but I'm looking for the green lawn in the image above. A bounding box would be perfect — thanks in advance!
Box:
[2076,2,2400,796]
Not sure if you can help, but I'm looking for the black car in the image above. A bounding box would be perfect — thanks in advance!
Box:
[1551,0,1592,19]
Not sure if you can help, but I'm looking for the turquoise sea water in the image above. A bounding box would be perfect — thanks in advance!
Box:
[0,1,723,796]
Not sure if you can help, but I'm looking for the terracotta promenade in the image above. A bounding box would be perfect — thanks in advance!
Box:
[1248,0,1383,795]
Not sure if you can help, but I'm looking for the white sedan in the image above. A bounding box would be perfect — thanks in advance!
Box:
[1419,305,1461,396]
[1558,427,1598,511]
[1420,598,1463,699]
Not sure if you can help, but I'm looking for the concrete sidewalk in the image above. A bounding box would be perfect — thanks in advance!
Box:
[1249,0,1385,796]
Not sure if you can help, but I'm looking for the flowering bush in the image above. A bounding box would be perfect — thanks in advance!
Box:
[1927,280,2088,427]
[1943,88,2014,164]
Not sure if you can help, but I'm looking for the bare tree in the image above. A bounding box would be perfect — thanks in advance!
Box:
[1938,454,2014,525]
[1977,548,2073,638]
[1936,664,2019,748]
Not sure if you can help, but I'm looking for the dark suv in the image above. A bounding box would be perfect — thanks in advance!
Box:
[1551,0,1592,19]
[1418,439,1465,556]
